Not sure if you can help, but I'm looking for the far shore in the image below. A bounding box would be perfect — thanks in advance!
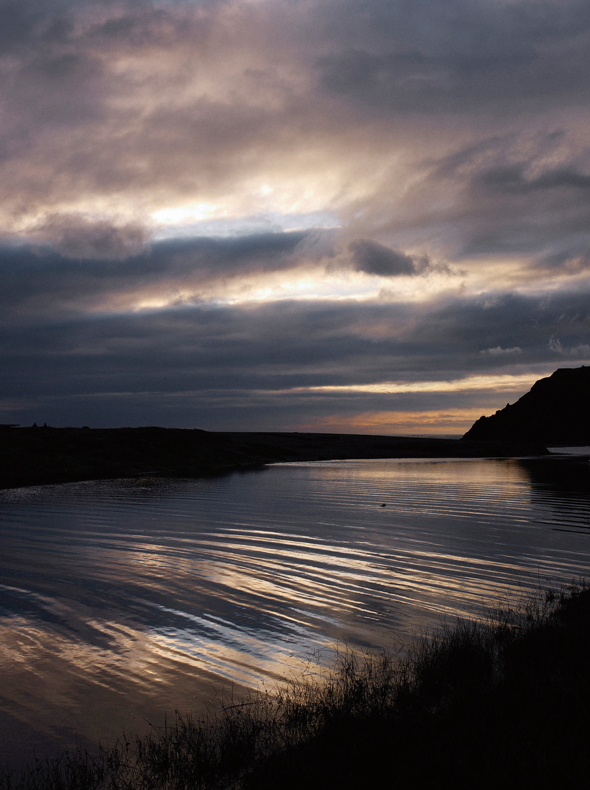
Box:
[0,425,551,490]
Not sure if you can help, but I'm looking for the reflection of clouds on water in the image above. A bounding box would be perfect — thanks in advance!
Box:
[1,459,590,765]
[147,603,332,687]
[0,584,254,767]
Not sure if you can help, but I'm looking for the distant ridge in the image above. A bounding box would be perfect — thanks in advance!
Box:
[462,366,590,445]
[0,427,546,490]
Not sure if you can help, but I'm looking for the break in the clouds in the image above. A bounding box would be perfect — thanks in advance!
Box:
[1,0,590,433]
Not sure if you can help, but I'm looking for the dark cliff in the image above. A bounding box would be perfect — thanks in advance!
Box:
[463,366,590,445]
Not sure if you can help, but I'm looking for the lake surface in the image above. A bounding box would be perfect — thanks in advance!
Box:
[1,456,589,767]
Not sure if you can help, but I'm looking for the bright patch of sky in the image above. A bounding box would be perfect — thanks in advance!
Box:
[151,211,341,240]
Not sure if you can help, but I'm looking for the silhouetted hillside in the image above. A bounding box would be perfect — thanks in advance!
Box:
[463,366,590,444]
[0,426,546,489]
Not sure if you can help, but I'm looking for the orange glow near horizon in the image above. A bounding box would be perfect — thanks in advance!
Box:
[295,408,502,436]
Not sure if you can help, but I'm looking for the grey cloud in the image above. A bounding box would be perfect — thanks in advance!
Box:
[540,250,590,272]
[401,131,590,263]
[2,0,590,430]
[324,239,444,278]
[480,346,523,357]
[315,0,590,113]
[32,214,150,260]
[2,277,589,410]
[0,231,313,319]
[408,291,590,368]
[347,239,420,277]
[1,292,589,429]
[0,383,520,432]
[0,0,74,51]
[0,0,586,218]
[548,336,590,357]
[1,0,590,266]
[474,165,590,196]
[0,2,277,218]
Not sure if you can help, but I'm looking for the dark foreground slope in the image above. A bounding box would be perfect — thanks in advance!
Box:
[3,583,590,788]
[463,365,590,444]
[0,425,547,489]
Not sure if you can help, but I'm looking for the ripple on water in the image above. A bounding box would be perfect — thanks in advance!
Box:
[0,457,589,766]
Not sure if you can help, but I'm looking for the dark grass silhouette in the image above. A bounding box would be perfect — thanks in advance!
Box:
[2,583,589,789]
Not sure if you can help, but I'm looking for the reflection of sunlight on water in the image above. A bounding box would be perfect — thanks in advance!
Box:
[0,591,166,691]
[0,457,589,765]
[147,606,332,687]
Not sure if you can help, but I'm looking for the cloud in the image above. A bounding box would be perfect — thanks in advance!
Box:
[314,0,590,114]
[403,129,590,266]
[1,244,589,429]
[347,239,424,277]
[548,336,590,356]
[31,214,150,260]
[0,231,320,320]
[0,0,588,255]
[480,346,523,357]
[2,0,590,431]
[322,238,452,279]
[474,165,590,196]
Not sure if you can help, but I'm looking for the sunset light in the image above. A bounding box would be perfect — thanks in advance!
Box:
[3,4,590,783]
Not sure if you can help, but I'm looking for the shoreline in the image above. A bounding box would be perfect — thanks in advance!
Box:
[0,426,551,490]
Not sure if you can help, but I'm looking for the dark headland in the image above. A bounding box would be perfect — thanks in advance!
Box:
[463,365,590,444]
[0,425,546,490]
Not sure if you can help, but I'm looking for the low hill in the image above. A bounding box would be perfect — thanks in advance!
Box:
[0,426,546,489]
[463,366,590,445]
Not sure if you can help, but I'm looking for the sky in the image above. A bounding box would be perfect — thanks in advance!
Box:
[1,0,590,435]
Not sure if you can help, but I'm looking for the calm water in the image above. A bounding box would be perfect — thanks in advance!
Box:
[1,456,589,767]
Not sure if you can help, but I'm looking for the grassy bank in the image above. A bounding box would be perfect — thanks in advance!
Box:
[3,583,590,788]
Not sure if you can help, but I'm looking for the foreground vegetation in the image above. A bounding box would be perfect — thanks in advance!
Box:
[3,583,590,789]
